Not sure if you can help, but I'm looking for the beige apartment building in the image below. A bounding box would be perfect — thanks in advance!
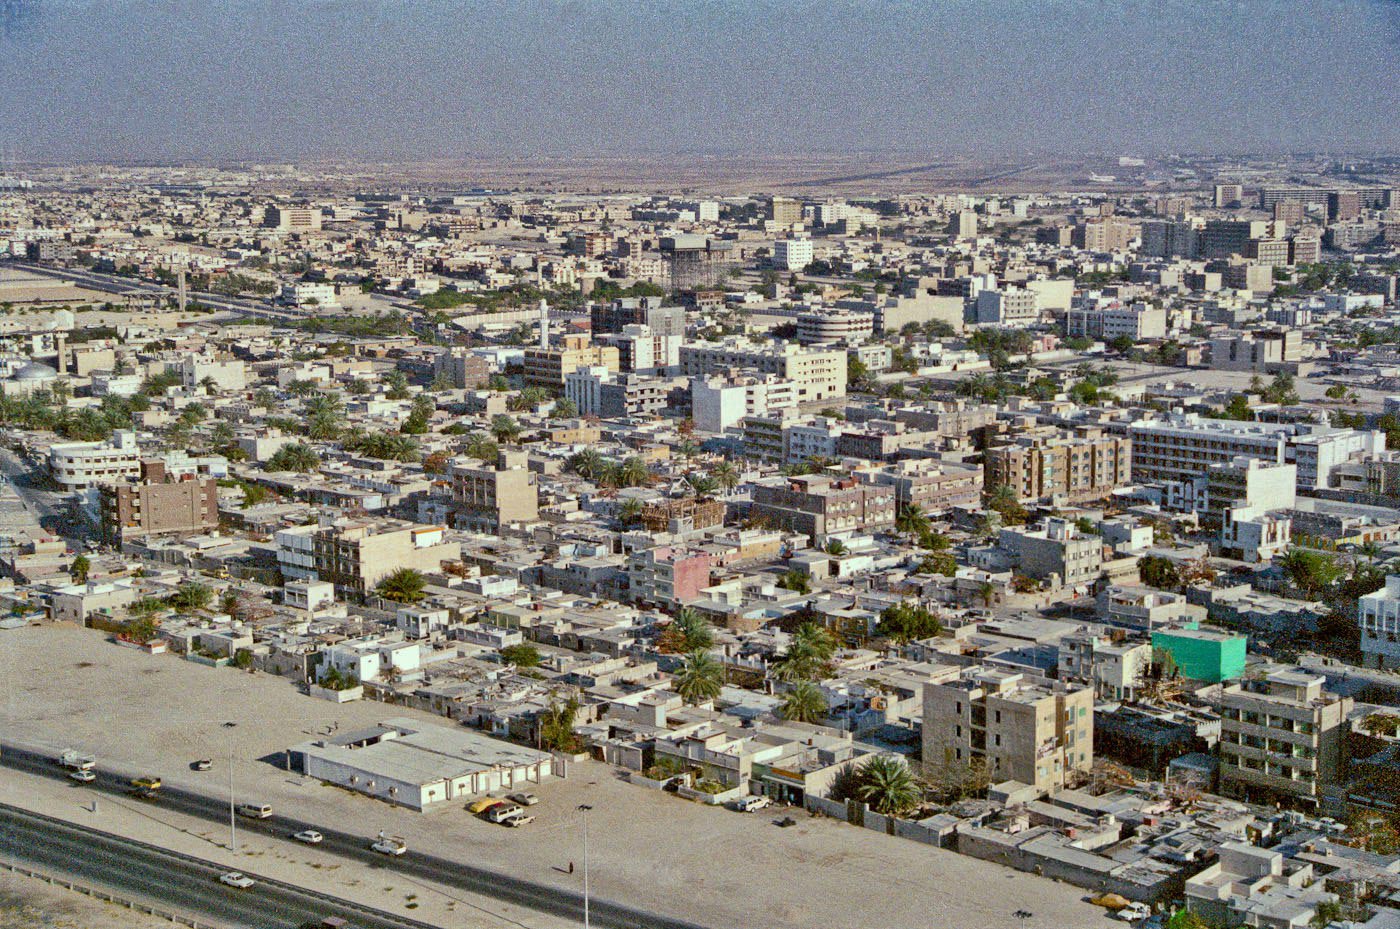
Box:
[984,429,1132,504]
[275,519,459,602]
[1218,670,1352,809]
[923,668,1094,792]
[523,334,619,390]
[448,449,539,533]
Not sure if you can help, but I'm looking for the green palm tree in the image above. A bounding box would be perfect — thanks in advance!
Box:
[673,607,714,651]
[617,497,644,527]
[490,414,522,444]
[855,755,920,815]
[673,650,724,706]
[686,472,718,498]
[779,681,827,723]
[775,621,837,682]
[618,456,650,488]
[712,461,740,492]
[569,448,605,479]
[376,568,426,603]
[824,538,847,556]
[267,442,320,473]
[895,504,929,538]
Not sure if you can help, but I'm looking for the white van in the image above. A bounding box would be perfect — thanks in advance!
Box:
[235,802,273,819]
[487,803,524,824]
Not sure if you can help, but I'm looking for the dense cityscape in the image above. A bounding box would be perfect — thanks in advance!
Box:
[0,150,1397,929]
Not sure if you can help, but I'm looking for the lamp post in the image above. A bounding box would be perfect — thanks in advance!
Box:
[577,804,592,929]
[223,721,237,851]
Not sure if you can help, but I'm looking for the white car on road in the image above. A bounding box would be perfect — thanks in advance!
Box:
[292,830,323,844]
[219,872,255,889]
[68,769,96,784]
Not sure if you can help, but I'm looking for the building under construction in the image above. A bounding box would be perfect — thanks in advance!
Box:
[641,496,725,534]
[659,235,735,291]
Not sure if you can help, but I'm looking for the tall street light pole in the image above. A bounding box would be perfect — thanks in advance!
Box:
[577,804,592,929]
[223,721,237,852]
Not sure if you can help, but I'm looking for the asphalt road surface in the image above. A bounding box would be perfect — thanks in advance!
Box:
[0,803,436,929]
[1,743,708,929]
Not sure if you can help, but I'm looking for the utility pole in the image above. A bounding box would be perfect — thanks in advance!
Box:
[577,804,592,929]
[224,721,238,851]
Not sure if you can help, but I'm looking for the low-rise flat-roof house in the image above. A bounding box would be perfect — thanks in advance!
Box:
[287,717,552,811]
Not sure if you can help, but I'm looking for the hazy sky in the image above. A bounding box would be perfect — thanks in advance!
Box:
[2,0,1398,161]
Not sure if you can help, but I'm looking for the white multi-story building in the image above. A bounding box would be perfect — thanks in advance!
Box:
[796,307,874,345]
[972,288,1039,326]
[773,236,814,271]
[690,374,799,433]
[1065,303,1167,341]
[180,355,247,393]
[279,281,339,307]
[679,339,846,402]
[1128,414,1384,490]
[1358,575,1400,671]
[48,431,141,490]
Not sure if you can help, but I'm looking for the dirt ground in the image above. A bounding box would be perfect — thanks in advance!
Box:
[0,875,173,929]
[0,624,1118,929]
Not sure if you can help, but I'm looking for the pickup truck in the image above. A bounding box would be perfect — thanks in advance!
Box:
[59,750,96,771]
[371,833,407,856]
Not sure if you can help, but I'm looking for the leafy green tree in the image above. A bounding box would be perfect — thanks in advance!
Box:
[686,472,718,499]
[985,484,1027,526]
[878,602,941,644]
[69,554,91,584]
[500,644,541,668]
[376,567,427,603]
[1278,548,1343,599]
[552,398,579,419]
[674,650,725,706]
[777,569,811,594]
[539,693,582,752]
[1139,554,1181,590]
[617,496,644,527]
[854,755,920,816]
[918,551,957,576]
[464,434,499,462]
[779,681,828,723]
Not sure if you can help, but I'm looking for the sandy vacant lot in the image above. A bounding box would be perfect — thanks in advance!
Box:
[0,624,1117,929]
[0,875,173,929]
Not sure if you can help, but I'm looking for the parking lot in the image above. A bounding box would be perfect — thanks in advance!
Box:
[0,624,1117,929]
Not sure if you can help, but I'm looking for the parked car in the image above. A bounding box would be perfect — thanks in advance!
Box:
[487,804,524,824]
[68,769,96,784]
[219,872,255,889]
[292,830,323,844]
[371,833,407,856]
[468,797,505,814]
[507,792,539,807]
[729,795,772,813]
[131,776,161,791]
[1116,902,1152,922]
[192,759,212,771]
[502,814,535,827]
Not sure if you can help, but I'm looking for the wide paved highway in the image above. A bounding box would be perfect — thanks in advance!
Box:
[1,742,707,929]
[0,803,437,929]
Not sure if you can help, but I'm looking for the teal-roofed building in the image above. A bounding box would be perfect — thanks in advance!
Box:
[1151,625,1247,683]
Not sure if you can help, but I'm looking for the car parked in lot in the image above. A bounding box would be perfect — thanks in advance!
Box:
[503,814,534,827]
[68,769,96,784]
[219,872,255,889]
[729,795,772,812]
[507,792,539,806]
[487,804,524,824]
[292,830,323,844]
[467,797,505,814]
[192,759,212,771]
